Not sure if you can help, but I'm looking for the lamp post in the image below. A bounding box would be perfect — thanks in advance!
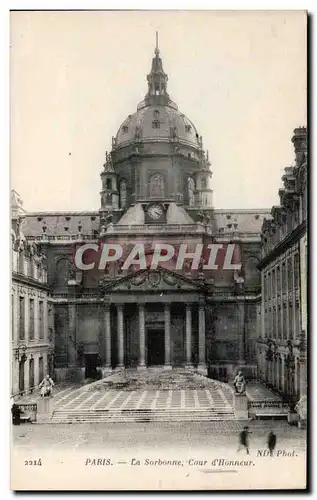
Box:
[15,344,27,363]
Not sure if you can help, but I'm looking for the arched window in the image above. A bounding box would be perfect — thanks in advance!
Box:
[54,258,70,287]
[188,177,195,207]
[149,173,164,198]
[120,180,127,208]
[106,178,112,190]
[201,177,207,189]
[18,250,25,274]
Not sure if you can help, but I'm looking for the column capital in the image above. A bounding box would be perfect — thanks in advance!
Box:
[198,296,206,306]
[117,303,124,312]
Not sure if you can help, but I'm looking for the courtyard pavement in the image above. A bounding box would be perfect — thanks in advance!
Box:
[12,420,306,452]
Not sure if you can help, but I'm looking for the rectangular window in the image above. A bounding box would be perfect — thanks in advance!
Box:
[282,262,286,291]
[152,120,160,129]
[276,266,280,294]
[29,299,35,340]
[288,305,293,339]
[294,253,300,288]
[287,258,293,291]
[19,297,25,340]
[264,274,268,301]
[39,301,44,339]
[272,269,275,298]
[11,295,14,340]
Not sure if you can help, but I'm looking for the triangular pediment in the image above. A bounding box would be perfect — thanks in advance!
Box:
[100,266,207,293]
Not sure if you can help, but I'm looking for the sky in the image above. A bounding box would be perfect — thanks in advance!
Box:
[10,10,307,212]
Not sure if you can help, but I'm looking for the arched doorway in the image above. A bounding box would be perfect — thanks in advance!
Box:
[19,360,25,393]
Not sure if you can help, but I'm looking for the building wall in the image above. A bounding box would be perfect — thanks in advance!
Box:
[257,126,307,401]
[11,239,52,396]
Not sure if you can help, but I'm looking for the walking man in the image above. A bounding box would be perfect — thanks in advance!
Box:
[267,431,277,456]
[237,426,251,454]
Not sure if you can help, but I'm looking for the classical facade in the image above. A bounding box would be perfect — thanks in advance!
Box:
[12,42,272,383]
[11,191,54,395]
[256,127,307,401]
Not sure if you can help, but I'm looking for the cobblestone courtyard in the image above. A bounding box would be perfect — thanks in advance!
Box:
[12,420,306,452]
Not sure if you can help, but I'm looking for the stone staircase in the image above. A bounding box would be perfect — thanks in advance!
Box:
[50,407,235,423]
[49,370,236,423]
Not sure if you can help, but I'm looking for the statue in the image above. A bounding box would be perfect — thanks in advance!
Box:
[105,212,113,224]
[68,262,76,281]
[170,125,177,139]
[234,269,244,284]
[233,371,246,395]
[135,124,142,140]
[183,260,191,274]
[198,256,205,273]
[197,211,205,223]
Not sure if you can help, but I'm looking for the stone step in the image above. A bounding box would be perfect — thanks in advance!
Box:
[50,407,235,423]
[50,414,235,423]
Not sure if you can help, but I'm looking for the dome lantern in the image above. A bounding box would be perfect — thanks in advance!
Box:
[144,32,171,107]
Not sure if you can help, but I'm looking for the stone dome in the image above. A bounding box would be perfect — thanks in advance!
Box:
[115,104,201,149]
[114,39,202,151]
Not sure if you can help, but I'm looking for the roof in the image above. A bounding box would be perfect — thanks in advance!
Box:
[19,208,269,237]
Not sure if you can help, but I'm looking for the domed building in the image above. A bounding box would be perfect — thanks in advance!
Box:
[11,40,270,390]
[100,41,213,223]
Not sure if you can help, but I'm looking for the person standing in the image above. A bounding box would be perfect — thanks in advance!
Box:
[267,431,277,456]
[237,426,251,454]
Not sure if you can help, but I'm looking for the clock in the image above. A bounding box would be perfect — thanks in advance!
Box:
[148,204,164,220]
[144,203,166,224]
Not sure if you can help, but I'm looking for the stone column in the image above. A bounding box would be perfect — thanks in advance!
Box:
[117,304,124,368]
[68,303,77,366]
[299,357,307,399]
[198,301,206,373]
[185,304,193,367]
[104,304,112,370]
[238,302,246,364]
[281,355,285,393]
[138,303,146,369]
[43,298,48,342]
[34,353,39,386]
[292,253,297,340]
[164,304,172,369]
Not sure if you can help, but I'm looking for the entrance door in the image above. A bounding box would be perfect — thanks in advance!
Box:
[19,360,25,393]
[148,329,164,366]
[84,354,98,379]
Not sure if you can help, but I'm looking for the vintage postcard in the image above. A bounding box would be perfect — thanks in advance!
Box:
[10,10,307,491]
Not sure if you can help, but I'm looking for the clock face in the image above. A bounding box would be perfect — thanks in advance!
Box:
[148,204,164,220]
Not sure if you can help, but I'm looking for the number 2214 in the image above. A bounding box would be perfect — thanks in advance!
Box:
[24,459,42,466]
